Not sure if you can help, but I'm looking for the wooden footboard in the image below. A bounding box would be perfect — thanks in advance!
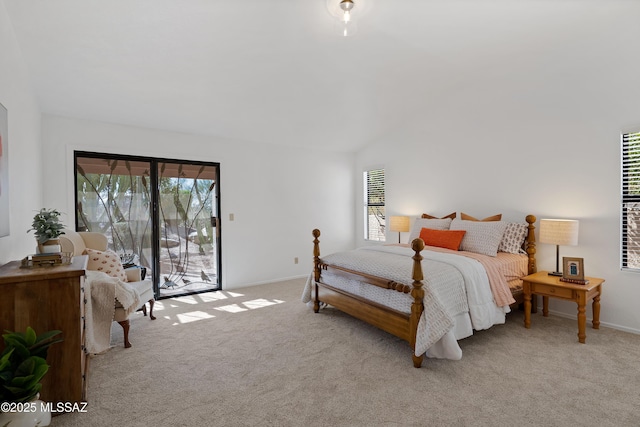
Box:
[312,229,426,368]
[311,214,537,368]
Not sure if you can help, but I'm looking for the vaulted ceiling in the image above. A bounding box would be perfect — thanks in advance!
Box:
[4,0,639,152]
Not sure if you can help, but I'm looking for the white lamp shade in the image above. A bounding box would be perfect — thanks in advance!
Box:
[539,219,579,246]
[389,216,410,233]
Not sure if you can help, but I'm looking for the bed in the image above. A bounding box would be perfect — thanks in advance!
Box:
[302,214,537,368]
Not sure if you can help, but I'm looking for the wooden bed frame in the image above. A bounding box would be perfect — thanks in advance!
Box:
[311,214,537,368]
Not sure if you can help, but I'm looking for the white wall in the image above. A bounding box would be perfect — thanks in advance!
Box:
[3,0,638,333]
[41,115,355,289]
[355,73,640,333]
[0,3,43,265]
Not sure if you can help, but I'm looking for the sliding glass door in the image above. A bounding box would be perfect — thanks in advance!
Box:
[157,161,219,296]
[75,152,221,298]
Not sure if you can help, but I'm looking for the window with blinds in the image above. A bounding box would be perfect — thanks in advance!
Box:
[622,131,640,270]
[364,168,385,241]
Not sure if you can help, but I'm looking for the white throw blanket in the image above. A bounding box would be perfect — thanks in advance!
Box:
[84,270,141,354]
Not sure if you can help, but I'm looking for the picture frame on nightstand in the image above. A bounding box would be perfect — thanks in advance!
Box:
[561,257,588,284]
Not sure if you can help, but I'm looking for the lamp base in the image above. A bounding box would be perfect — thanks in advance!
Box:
[548,271,563,277]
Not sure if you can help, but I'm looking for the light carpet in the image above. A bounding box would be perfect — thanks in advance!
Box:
[51,278,640,427]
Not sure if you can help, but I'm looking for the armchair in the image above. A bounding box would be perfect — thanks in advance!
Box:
[60,229,156,348]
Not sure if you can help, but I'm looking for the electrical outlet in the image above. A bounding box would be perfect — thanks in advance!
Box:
[294,257,299,264]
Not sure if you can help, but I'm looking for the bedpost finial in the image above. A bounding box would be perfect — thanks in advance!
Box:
[312,229,321,238]
[526,215,536,225]
[411,237,425,253]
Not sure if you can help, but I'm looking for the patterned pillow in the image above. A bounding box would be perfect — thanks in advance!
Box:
[498,222,528,254]
[85,248,128,281]
[449,219,507,257]
[408,218,452,243]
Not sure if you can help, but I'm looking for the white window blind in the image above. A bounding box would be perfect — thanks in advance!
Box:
[364,168,385,241]
[622,131,640,270]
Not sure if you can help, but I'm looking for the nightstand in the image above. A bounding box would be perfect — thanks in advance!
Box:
[523,271,604,343]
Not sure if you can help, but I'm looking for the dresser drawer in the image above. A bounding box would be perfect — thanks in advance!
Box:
[0,255,88,404]
[532,283,574,299]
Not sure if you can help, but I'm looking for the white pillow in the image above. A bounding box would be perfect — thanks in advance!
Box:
[449,219,507,257]
[408,218,452,243]
[498,222,528,254]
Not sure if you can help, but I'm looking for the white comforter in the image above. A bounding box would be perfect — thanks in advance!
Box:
[302,245,509,360]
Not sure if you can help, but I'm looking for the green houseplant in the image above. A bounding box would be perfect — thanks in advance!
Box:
[0,327,63,404]
[27,209,66,253]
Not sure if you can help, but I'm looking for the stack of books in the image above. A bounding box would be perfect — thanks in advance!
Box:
[31,253,63,267]
[560,277,589,285]
[21,252,73,268]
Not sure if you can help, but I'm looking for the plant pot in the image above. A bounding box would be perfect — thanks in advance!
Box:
[37,239,61,254]
[0,395,51,426]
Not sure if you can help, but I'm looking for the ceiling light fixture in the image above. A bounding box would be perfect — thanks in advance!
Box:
[339,0,356,36]
[340,0,354,22]
[328,0,360,37]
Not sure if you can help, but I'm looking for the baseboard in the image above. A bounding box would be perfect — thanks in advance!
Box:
[224,274,308,290]
[547,309,640,335]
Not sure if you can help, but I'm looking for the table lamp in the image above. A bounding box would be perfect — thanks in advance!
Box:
[539,218,579,276]
[389,216,410,243]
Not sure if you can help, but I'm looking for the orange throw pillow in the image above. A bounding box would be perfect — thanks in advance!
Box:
[419,228,466,251]
[460,212,502,222]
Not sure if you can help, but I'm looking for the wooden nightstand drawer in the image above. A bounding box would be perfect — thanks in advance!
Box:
[532,283,573,299]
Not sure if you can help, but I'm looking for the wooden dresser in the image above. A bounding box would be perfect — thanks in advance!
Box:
[0,255,88,403]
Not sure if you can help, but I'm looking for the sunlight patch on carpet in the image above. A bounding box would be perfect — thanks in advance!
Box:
[214,298,285,313]
[214,304,248,313]
[170,310,216,324]
[243,298,285,309]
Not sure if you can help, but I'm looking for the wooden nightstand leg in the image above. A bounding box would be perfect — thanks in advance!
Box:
[593,290,601,330]
[531,294,537,314]
[577,293,587,343]
[542,296,549,317]
[524,288,531,329]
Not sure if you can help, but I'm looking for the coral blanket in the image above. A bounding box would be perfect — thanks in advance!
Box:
[84,270,141,354]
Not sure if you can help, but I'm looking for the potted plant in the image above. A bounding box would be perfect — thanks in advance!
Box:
[27,209,66,253]
[0,327,63,426]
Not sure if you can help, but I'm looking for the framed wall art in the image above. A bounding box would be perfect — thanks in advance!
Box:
[0,102,8,237]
